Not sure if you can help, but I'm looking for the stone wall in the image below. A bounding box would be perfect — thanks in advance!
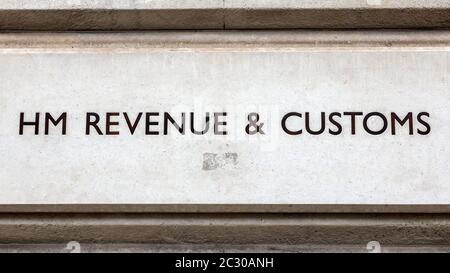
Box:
[1,1,449,252]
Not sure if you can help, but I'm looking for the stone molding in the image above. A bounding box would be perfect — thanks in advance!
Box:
[0,1,449,30]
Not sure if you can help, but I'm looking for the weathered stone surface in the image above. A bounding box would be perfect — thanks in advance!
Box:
[0,31,449,206]
[0,0,449,30]
[0,31,449,48]
[0,1,448,254]
[4,243,450,253]
[1,213,450,248]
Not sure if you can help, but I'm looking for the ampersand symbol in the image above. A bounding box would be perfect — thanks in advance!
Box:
[245,113,265,135]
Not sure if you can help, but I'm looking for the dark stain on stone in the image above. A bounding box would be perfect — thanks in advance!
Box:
[203,152,238,171]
